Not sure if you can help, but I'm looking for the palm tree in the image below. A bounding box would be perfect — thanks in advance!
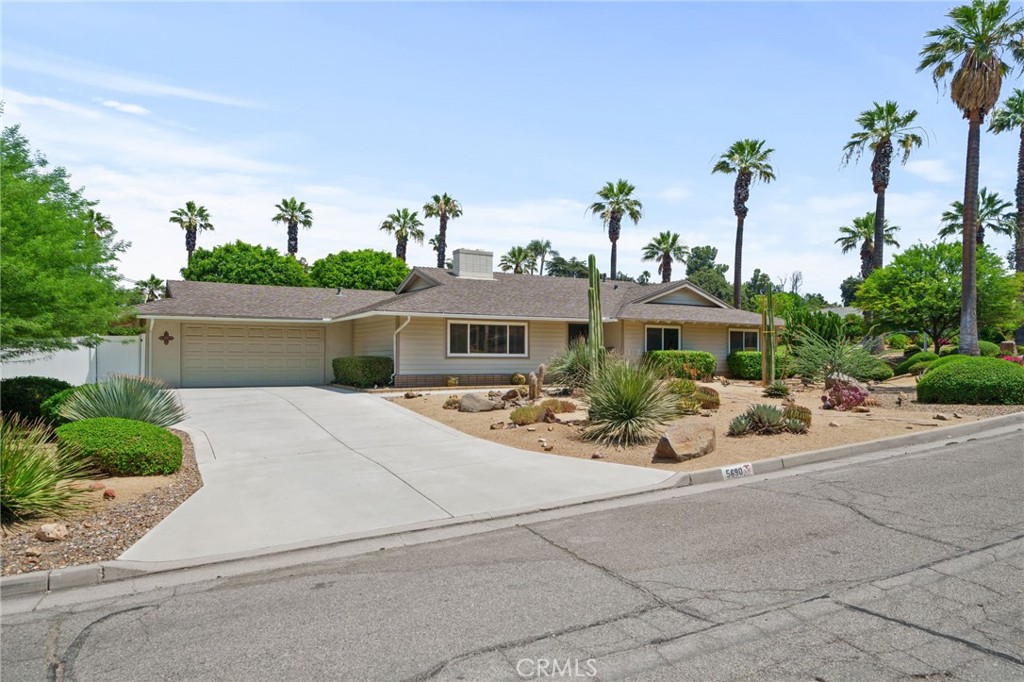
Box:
[422,193,463,269]
[526,239,558,275]
[379,208,424,262]
[938,187,1015,245]
[835,212,901,279]
[841,101,925,273]
[989,88,1024,273]
[918,0,1024,355]
[499,246,535,274]
[271,197,313,257]
[640,231,689,283]
[712,139,776,307]
[588,179,642,280]
[85,209,113,237]
[169,201,214,264]
[136,274,165,302]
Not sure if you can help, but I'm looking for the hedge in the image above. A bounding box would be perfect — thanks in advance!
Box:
[727,351,763,380]
[646,350,717,380]
[895,351,939,376]
[917,356,1024,405]
[0,376,74,422]
[332,356,394,388]
[977,340,1001,357]
[56,417,182,476]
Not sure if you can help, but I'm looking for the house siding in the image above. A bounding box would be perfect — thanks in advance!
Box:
[149,320,182,387]
[622,321,737,372]
[649,290,715,306]
[325,321,353,380]
[353,316,395,357]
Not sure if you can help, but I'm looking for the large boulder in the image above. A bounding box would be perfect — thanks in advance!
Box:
[654,424,716,462]
[824,372,864,391]
[459,393,497,413]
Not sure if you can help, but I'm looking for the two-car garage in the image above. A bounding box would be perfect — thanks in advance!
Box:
[179,324,326,388]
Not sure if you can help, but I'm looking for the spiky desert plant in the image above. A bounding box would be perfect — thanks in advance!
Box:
[747,404,786,433]
[60,374,186,428]
[547,339,594,389]
[790,329,880,383]
[784,418,809,434]
[580,358,679,446]
[783,404,813,428]
[587,254,605,371]
[763,380,790,398]
[678,397,702,415]
[728,414,753,436]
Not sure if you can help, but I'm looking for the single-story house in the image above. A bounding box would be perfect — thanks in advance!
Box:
[136,249,767,388]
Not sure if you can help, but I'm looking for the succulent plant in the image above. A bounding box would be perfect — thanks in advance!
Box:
[763,380,790,398]
[728,414,752,436]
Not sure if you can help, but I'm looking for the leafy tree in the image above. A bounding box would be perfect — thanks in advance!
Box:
[546,255,589,278]
[499,246,535,274]
[802,292,832,310]
[589,179,643,280]
[856,242,1022,353]
[169,200,214,265]
[686,245,729,276]
[839,276,864,306]
[422,193,462,269]
[272,197,313,257]
[379,208,424,263]
[0,126,127,360]
[85,209,114,238]
[713,139,777,307]
[309,250,409,291]
[938,187,1015,245]
[841,101,924,273]
[989,88,1024,276]
[136,274,166,302]
[686,269,732,303]
[918,0,1024,355]
[835,212,901,279]
[181,241,312,287]
[745,268,773,297]
[526,239,558,275]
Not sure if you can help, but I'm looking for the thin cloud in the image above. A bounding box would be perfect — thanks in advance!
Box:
[101,100,150,115]
[905,159,955,184]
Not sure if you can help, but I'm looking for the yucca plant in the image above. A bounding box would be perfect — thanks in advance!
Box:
[547,339,594,389]
[580,358,679,446]
[60,374,186,428]
[790,329,880,382]
[1,416,95,523]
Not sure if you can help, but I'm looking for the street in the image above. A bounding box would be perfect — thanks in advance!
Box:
[2,429,1022,681]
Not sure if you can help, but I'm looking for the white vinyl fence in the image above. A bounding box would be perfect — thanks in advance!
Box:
[1,336,145,385]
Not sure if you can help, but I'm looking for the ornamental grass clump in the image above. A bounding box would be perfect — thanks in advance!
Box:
[580,358,679,447]
[546,339,594,390]
[60,374,186,428]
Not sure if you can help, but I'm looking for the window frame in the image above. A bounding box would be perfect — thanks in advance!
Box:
[728,328,761,354]
[644,325,682,352]
[446,320,530,358]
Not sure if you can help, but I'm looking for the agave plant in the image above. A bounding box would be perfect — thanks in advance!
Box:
[728,414,753,437]
[580,358,679,446]
[60,374,186,428]
[728,403,808,437]
[763,380,790,398]
[546,339,594,389]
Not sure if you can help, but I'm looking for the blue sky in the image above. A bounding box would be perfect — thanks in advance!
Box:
[3,2,1020,301]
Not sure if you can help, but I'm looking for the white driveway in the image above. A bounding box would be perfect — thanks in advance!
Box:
[121,387,673,563]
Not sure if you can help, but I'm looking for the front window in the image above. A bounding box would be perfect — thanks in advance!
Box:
[645,326,680,351]
[568,323,589,344]
[448,322,528,356]
[729,330,760,353]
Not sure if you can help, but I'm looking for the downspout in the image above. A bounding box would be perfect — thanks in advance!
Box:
[391,316,412,386]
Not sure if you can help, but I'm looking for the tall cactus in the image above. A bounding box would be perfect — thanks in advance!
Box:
[587,254,604,371]
[763,283,777,383]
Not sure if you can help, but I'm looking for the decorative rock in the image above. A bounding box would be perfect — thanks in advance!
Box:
[403,391,423,399]
[825,372,864,391]
[541,408,559,424]
[526,427,536,432]
[82,521,93,529]
[547,425,554,431]
[507,424,518,430]
[24,546,42,558]
[36,523,69,542]
[459,393,497,413]
[953,412,963,419]
[543,445,554,452]
[851,406,870,413]
[933,413,949,421]
[502,389,520,401]
[897,392,908,407]
[89,482,106,490]
[103,488,116,499]
[591,453,606,459]
[829,421,840,427]
[653,424,716,462]
[490,422,505,430]
[906,425,914,430]
[1000,340,1017,354]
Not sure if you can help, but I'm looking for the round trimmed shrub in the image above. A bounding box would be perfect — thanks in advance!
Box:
[917,357,1024,405]
[977,340,1001,357]
[903,345,922,358]
[938,345,959,356]
[727,351,763,380]
[895,352,938,376]
[886,333,910,350]
[0,376,73,422]
[863,361,894,382]
[924,354,970,373]
[56,417,182,476]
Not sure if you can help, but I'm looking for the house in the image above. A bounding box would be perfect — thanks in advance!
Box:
[136,249,766,388]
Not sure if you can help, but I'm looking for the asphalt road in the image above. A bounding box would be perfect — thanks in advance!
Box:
[3,430,1022,682]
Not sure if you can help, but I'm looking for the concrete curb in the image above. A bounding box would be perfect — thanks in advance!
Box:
[4,411,1021,599]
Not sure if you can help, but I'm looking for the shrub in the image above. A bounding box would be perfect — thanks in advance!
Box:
[907,360,935,375]
[863,362,894,382]
[728,404,806,437]
[895,352,939,376]
[510,405,544,425]
[903,345,922,358]
[693,386,720,410]
[539,399,577,413]
[790,330,880,382]
[938,345,959,356]
[510,373,526,385]
[646,350,717,380]
[727,351,763,380]
[442,395,460,409]
[56,418,182,476]
[783,404,812,428]
[763,380,790,398]
[924,355,971,373]
[1000,355,1024,366]
[39,387,89,427]
[917,357,1024,405]
[977,340,1001,357]
[1,416,94,523]
[546,339,594,389]
[0,376,73,422]
[667,378,697,397]
[886,333,910,350]
[60,374,186,428]
[332,356,393,388]
[580,358,679,446]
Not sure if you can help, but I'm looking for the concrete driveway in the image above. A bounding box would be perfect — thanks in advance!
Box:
[121,387,672,564]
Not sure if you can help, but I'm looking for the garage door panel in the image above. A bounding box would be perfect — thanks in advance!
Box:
[181,324,325,387]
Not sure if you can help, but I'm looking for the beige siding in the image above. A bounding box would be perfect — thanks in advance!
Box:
[602,321,622,353]
[621,321,739,372]
[353,316,395,357]
[325,321,353,379]
[649,289,715,306]
[149,320,182,387]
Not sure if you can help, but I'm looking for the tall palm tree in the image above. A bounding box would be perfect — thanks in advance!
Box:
[499,246,535,274]
[422,193,462,269]
[841,101,925,273]
[938,187,1015,245]
[712,139,776,307]
[989,88,1024,273]
[272,197,313,257]
[85,209,113,237]
[588,179,643,280]
[526,239,558,275]
[640,231,689,283]
[379,208,424,262]
[168,201,214,264]
[835,212,901,279]
[918,0,1024,355]
[136,274,165,302]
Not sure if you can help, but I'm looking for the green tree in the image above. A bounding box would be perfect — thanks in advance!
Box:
[588,179,643,280]
[526,239,557,275]
[169,200,214,264]
[989,89,1024,276]
[499,246,535,274]
[841,101,924,273]
[309,250,409,291]
[641,231,689,283]
[272,197,313,257]
[839,276,864,307]
[938,187,1015,245]
[546,255,589,278]
[835,212,901,278]
[856,242,1022,353]
[422,193,462,269]
[918,0,1024,355]
[686,245,729,276]
[712,139,777,306]
[379,208,424,263]
[136,274,166,302]
[0,126,127,360]
[181,241,312,287]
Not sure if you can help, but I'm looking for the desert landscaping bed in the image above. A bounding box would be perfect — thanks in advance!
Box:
[1,429,201,576]
[389,377,1023,472]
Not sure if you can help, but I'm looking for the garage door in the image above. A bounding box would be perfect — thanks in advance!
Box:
[181,324,325,388]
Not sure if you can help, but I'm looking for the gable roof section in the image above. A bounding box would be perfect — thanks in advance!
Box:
[631,280,731,308]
